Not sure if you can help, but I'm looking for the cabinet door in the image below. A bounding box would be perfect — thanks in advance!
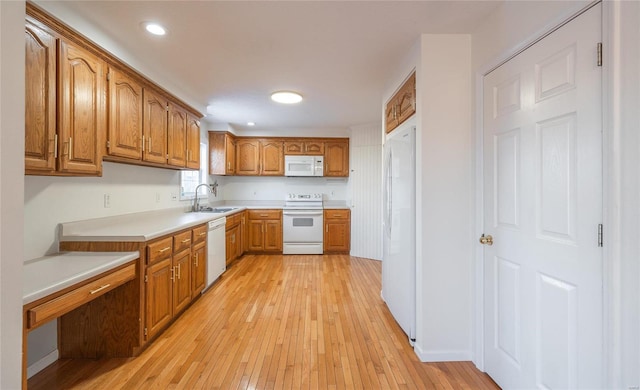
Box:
[186,115,200,169]
[236,139,260,175]
[324,141,349,177]
[143,89,167,164]
[25,21,57,173]
[260,140,284,176]
[173,249,192,314]
[264,220,282,251]
[324,220,351,252]
[247,220,265,251]
[284,141,303,155]
[108,67,143,159]
[146,258,173,339]
[385,100,398,134]
[304,141,324,155]
[167,103,187,167]
[192,241,206,297]
[240,212,247,255]
[226,135,236,174]
[58,40,105,175]
[396,73,416,125]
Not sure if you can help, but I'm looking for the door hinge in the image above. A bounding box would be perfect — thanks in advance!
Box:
[144,274,148,283]
[598,224,603,247]
[597,42,603,67]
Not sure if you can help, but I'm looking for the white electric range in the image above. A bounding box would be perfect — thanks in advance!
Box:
[282,193,324,254]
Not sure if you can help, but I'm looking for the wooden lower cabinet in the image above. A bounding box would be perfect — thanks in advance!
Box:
[324,209,351,253]
[144,225,205,340]
[172,248,192,314]
[145,258,173,339]
[225,213,243,265]
[247,210,282,252]
[191,241,206,298]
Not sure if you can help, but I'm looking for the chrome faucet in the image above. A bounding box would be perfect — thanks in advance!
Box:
[192,183,213,212]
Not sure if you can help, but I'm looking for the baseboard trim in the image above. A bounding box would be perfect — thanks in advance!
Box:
[27,349,58,379]
[414,343,472,362]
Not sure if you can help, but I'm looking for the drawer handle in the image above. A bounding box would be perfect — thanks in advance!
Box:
[260,214,268,217]
[158,246,171,253]
[89,284,111,295]
[181,238,191,243]
[199,232,206,236]
[333,214,341,217]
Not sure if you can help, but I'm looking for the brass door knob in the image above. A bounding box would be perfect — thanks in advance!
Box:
[479,234,493,246]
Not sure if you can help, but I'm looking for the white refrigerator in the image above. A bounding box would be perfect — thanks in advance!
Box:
[382,123,416,342]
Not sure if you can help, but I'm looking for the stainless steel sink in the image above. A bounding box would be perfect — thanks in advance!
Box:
[197,207,236,213]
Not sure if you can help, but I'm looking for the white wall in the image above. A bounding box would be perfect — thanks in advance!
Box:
[383,34,473,362]
[350,123,382,261]
[219,176,349,202]
[418,35,473,361]
[0,1,26,388]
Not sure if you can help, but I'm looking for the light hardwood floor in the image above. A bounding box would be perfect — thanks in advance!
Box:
[29,254,499,389]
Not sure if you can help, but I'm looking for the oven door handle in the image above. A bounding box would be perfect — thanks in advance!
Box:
[283,211,324,216]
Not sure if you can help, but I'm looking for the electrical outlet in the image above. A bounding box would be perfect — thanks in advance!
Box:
[155,192,161,203]
[331,190,335,197]
[104,194,111,208]
[171,193,178,201]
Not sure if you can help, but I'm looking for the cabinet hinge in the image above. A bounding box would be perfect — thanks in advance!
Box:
[144,327,148,337]
[106,72,111,81]
[106,140,111,150]
[144,274,148,283]
[597,43,603,67]
[598,224,603,247]
[166,105,169,112]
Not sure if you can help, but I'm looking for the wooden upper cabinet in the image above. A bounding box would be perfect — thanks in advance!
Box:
[58,39,105,175]
[143,89,168,164]
[236,139,283,176]
[167,103,187,167]
[25,21,57,173]
[284,140,324,155]
[260,140,284,176]
[324,140,349,177]
[208,131,235,175]
[386,72,416,134]
[236,139,260,175]
[107,67,143,160]
[186,115,200,170]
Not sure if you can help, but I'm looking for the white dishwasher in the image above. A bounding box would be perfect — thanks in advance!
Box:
[206,217,226,290]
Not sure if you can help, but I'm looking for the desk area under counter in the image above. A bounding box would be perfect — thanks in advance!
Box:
[22,251,141,388]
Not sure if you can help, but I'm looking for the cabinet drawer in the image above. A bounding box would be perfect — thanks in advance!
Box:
[324,209,350,220]
[173,230,192,253]
[248,209,281,220]
[26,263,136,329]
[147,237,173,263]
[226,214,240,228]
[192,224,207,244]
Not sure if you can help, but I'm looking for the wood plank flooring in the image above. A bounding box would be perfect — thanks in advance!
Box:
[29,254,499,389]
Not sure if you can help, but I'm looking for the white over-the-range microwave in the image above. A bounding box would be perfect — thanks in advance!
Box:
[284,155,324,177]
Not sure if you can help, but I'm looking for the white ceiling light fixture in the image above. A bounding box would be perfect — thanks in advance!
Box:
[247,122,256,126]
[142,22,167,36]
[271,91,303,104]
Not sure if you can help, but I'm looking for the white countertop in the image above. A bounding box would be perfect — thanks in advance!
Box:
[23,251,139,305]
[59,208,237,242]
[323,201,351,209]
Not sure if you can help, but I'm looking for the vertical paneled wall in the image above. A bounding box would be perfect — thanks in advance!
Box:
[350,123,383,260]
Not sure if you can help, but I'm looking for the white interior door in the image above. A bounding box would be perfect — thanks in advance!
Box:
[482,4,602,389]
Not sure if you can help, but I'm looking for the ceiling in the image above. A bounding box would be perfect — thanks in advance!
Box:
[46,1,502,131]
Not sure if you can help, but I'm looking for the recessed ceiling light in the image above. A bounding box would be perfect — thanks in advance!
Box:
[247,122,256,126]
[143,22,166,36]
[271,91,303,104]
